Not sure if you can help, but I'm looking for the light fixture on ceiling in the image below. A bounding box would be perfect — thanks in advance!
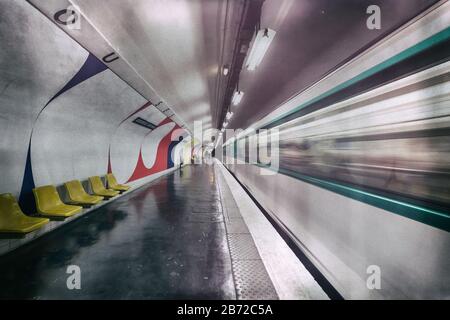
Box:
[232,91,244,106]
[226,111,234,120]
[132,117,157,130]
[223,65,229,76]
[246,28,276,71]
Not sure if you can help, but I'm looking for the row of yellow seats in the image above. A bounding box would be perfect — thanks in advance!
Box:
[34,174,130,217]
[0,174,130,234]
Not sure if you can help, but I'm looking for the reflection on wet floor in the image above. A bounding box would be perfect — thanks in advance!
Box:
[0,165,234,299]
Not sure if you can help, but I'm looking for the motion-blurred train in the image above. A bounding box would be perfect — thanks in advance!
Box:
[277,65,450,210]
[223,2,450,299]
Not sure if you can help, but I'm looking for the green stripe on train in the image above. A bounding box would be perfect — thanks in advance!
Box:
[227,150,450,231]
[252,163,450,232]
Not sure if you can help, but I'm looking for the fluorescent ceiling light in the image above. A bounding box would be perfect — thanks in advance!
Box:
[223,66,229,76]
[226,111,234,120]
[232,91,244,106]
[246,28,276,71]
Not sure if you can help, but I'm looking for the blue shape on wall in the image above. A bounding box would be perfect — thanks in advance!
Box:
[45,53,108,108]
[167,140,183,168]
[18,145,36,215]
[19,54,108,214]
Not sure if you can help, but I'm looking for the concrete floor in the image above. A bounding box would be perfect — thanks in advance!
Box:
[0,165,236,299]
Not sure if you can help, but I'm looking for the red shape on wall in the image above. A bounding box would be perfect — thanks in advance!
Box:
[126,117,181,183]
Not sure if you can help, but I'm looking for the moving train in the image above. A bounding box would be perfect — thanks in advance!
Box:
[223,2,450,299]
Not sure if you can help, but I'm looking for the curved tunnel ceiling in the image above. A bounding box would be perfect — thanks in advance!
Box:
[27,0,438,133]
[69,0,245,132]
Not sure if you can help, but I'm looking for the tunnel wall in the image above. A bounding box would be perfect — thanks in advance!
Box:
[223,5,450,299]
[0,0,186,213]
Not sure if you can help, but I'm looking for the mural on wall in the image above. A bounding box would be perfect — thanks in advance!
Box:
[19,54,109,214]
[124,118,181,183]
[108,107,186,184]
[0,1,187,214]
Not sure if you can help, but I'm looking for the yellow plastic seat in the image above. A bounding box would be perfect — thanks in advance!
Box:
[0,194,49,234]
[106,173,131,192]
[65,180,104,205]
[33,186,82,218]
[89,176,120,198]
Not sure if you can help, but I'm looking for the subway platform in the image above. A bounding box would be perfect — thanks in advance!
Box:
[0,164,326,300]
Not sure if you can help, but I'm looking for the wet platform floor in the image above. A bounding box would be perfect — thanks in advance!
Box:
[0,165,236,299]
